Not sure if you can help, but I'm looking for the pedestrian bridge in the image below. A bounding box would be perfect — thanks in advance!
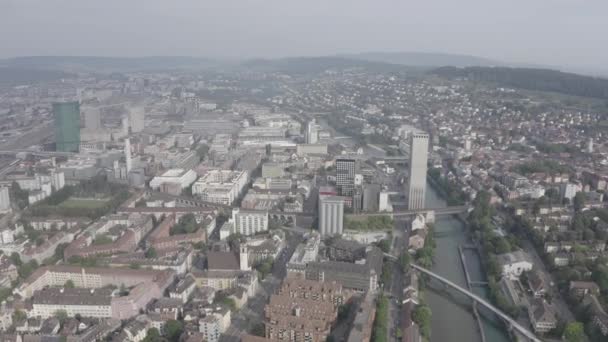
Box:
[348,205,471,218]
[410,263,541,342]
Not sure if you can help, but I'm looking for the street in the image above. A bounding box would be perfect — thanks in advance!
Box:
[220,231,303,342]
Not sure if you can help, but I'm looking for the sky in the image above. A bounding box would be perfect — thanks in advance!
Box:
[1,0,607,71]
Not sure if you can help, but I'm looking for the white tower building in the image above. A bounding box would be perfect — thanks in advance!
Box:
[239,245,250,271]
[124,138,132,173]
[306,119,318,144]
[129,107,145,133]
[587,138,594,153]
[408,132,429,210]
[0,187,10,212]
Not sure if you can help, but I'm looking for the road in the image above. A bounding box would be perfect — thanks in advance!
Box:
[220,231,303,342]
[386,203,409,341]
[520,239,575,322]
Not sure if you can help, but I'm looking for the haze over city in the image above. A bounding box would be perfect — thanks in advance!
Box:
[0,1,607,342]
[2,0,608,72]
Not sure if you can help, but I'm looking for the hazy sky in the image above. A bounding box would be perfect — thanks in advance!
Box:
[1,0,607,70]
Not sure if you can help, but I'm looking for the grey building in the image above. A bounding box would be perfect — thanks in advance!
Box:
[336,158,356,196]
[408,133,429,210]
[363,184,381,212]
[318,195,344,236]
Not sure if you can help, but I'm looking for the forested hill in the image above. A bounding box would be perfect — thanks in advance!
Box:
[431,66,608,100]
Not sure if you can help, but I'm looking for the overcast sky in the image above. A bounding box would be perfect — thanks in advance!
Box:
[1,0,607,70]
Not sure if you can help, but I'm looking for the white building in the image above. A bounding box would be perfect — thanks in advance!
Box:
[408,132,429,210]
[149,169,197,190]
[496,250,533,280]
[318,196,344,236]
[0,187,10,213]
[192,170,248,205]
[560,183,578,201]
[230,208,269,236]
[129,107,145,133]
[83,107,101,131]
[199,309,231,342]
[305,120,318,144]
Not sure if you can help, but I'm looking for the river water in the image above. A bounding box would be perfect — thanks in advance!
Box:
[425,185,510,342]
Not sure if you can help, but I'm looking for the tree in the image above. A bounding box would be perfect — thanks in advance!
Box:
[573,192,586,212]
[10,252,22,267]
[563,321,585,342]
[64,280,75,288]
[12,310,26,322]
[54,310,68,324]
[412,304,432,338]
[164,320,184,342]
[398,252,410,273]
[376,239,391,253]
[143,328,163,342]
[145,247,158,259]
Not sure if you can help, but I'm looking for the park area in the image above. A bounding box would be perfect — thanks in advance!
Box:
[58,197,110,209]
[344,215,393,231]
[26,175,130,219]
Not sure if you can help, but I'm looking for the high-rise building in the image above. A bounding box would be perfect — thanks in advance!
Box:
[124,138,132,173]
[587,138,594,154]
[83,107,101,130]
[318,195,344,236]
[408,132,429,210]
[0,187,10,212]
[129,107,145,133]
[336,159,356,196]
[306,119,318,144]
[53,102,80,152]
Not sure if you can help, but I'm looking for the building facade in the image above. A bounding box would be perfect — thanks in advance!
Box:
[407,133,429,210]
[318,196,344,236]
[54,102,81,152]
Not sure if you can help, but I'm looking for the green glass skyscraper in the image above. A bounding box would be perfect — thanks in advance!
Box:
[53,102,80,152]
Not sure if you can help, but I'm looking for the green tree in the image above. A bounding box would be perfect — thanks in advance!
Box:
[12,310,26,322]
[10,252,22,267]
[145,247,158,259]
[573,192,586,212]
[398,252,410,273]
[54,309,68,324]
[143,328,163,342]
[164,320,184,342]
[563,321,585,342]
[64,280,75,288]
[412,304,432,338]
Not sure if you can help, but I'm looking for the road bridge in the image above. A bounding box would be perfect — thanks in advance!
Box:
[411,263,541,342]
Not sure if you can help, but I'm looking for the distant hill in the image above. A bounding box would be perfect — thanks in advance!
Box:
[431,66,608,100]
[0,67,74,86]
[0,56,220,72]
[241,56,414,74]
[340,52,502,68]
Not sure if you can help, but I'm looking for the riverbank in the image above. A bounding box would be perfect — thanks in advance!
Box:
[424,184,511,342]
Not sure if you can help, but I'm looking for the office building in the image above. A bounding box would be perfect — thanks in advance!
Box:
[0,187,10,213]
[149,169,197,190]
[306,119,318,144]
[407,133,429,210]
[336,159,356,196]
[587,138,594,154]
[230,209,269,236]
[124,138,132,173]
[192,170,248,205]
[54,102,81,152]
[318,196,344,236]
[83,107,101,130]
[129,107,145,133]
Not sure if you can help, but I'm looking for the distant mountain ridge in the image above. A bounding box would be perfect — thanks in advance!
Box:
[240,56,410,74]
[431,66,608,100]
[0,56,220,72]
[339,51,503,68]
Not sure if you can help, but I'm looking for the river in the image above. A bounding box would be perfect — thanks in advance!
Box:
[425,184,510,342]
